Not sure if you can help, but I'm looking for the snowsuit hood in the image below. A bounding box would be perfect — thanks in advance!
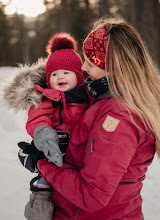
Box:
[1,58,48,111]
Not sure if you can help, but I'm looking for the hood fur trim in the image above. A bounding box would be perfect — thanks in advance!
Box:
[1,58,47,112]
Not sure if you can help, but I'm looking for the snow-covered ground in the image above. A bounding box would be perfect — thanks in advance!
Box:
[0,66,160,220]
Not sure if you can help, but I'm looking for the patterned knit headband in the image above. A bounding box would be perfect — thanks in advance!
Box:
[83,25,108,70]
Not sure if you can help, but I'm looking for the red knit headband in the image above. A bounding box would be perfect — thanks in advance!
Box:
[83,25,108,70]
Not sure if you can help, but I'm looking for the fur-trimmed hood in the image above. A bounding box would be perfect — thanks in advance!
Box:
[1,58,48,112]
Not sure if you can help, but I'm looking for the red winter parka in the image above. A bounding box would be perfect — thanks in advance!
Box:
[26,85,89,138]
[37,97,155,220]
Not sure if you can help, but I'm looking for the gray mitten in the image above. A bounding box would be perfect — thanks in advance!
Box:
[24,191,54,220]
[33,126,63,167]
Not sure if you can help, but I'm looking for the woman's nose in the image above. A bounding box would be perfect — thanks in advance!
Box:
[82,62,87,71]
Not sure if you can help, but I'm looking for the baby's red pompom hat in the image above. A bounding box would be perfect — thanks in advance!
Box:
[46,33,84,88]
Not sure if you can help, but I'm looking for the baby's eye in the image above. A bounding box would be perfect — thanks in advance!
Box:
[64,72,69,74]
[51,73,56,76]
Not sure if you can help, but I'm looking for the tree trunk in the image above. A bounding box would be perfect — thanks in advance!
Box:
[99,0,110,17]
[60,0,70,32]
[152,0,160,67]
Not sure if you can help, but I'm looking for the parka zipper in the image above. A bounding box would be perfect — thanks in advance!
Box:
[73,207,81,219]
[84,139,95,166]
[72,140,94,219]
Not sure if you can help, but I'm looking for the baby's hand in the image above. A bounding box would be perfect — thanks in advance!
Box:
[33,126,63,167]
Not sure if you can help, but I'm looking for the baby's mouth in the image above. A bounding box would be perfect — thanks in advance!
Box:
[58,82,67,86]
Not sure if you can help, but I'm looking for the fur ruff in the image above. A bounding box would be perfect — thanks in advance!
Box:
[0,58,47,112]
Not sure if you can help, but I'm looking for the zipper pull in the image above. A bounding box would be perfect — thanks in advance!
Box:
[73,208,81,219]
[89,139,94,154]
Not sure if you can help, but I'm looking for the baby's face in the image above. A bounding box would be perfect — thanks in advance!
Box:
[49,69,77,92]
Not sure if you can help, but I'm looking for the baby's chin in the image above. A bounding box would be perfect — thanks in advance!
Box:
[50,84,69,92]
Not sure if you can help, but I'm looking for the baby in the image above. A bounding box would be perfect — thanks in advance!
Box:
[19,33,90,220]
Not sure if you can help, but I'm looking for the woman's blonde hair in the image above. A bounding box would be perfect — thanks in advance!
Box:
[93,17,160,157]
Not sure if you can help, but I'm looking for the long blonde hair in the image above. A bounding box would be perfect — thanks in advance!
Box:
[93,17,160,156]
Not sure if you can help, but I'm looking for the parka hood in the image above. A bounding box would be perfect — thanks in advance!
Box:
[1,58,47,112]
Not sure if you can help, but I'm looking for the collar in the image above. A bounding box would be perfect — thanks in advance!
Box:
[84,76,113,101]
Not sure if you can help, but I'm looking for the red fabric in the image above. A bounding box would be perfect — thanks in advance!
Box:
[46,33,77,54]
[37,97,155,220]
[46,33,84,88]
[34,85,62,102]
[26,90,88,138]
[83,25,108,70]
[46,49,84,88]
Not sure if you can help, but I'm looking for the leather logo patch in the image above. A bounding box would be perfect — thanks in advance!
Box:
[102,115,120,132]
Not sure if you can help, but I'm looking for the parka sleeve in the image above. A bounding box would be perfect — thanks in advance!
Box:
[37,112,140,212]
[26,100,54,138]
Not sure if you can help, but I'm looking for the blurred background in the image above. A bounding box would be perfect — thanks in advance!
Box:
[0,1,160,219]
[0,0,160,68]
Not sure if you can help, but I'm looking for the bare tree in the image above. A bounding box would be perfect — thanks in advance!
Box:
[61,0,70,32]
[99,0,110,17]
[152,0,160,66]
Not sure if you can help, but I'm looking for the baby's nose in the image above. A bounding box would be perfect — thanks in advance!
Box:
[58,74,64,79]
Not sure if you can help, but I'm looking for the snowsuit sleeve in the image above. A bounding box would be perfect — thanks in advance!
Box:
[37,111,140,212]
[26,100,54,138]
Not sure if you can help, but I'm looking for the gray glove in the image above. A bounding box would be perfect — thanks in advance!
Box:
[33,126,63,167]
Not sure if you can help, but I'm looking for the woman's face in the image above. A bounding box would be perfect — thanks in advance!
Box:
[82,53,107,81]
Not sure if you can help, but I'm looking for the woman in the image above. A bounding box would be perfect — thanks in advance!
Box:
[18,17,160,219]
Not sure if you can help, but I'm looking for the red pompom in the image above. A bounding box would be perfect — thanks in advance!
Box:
[46,33,78,54]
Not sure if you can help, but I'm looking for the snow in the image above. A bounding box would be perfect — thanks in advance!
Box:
[0,66,160,220]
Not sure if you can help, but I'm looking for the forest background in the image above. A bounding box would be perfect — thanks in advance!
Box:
[0,1,160,219]
[0,0,160,68]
